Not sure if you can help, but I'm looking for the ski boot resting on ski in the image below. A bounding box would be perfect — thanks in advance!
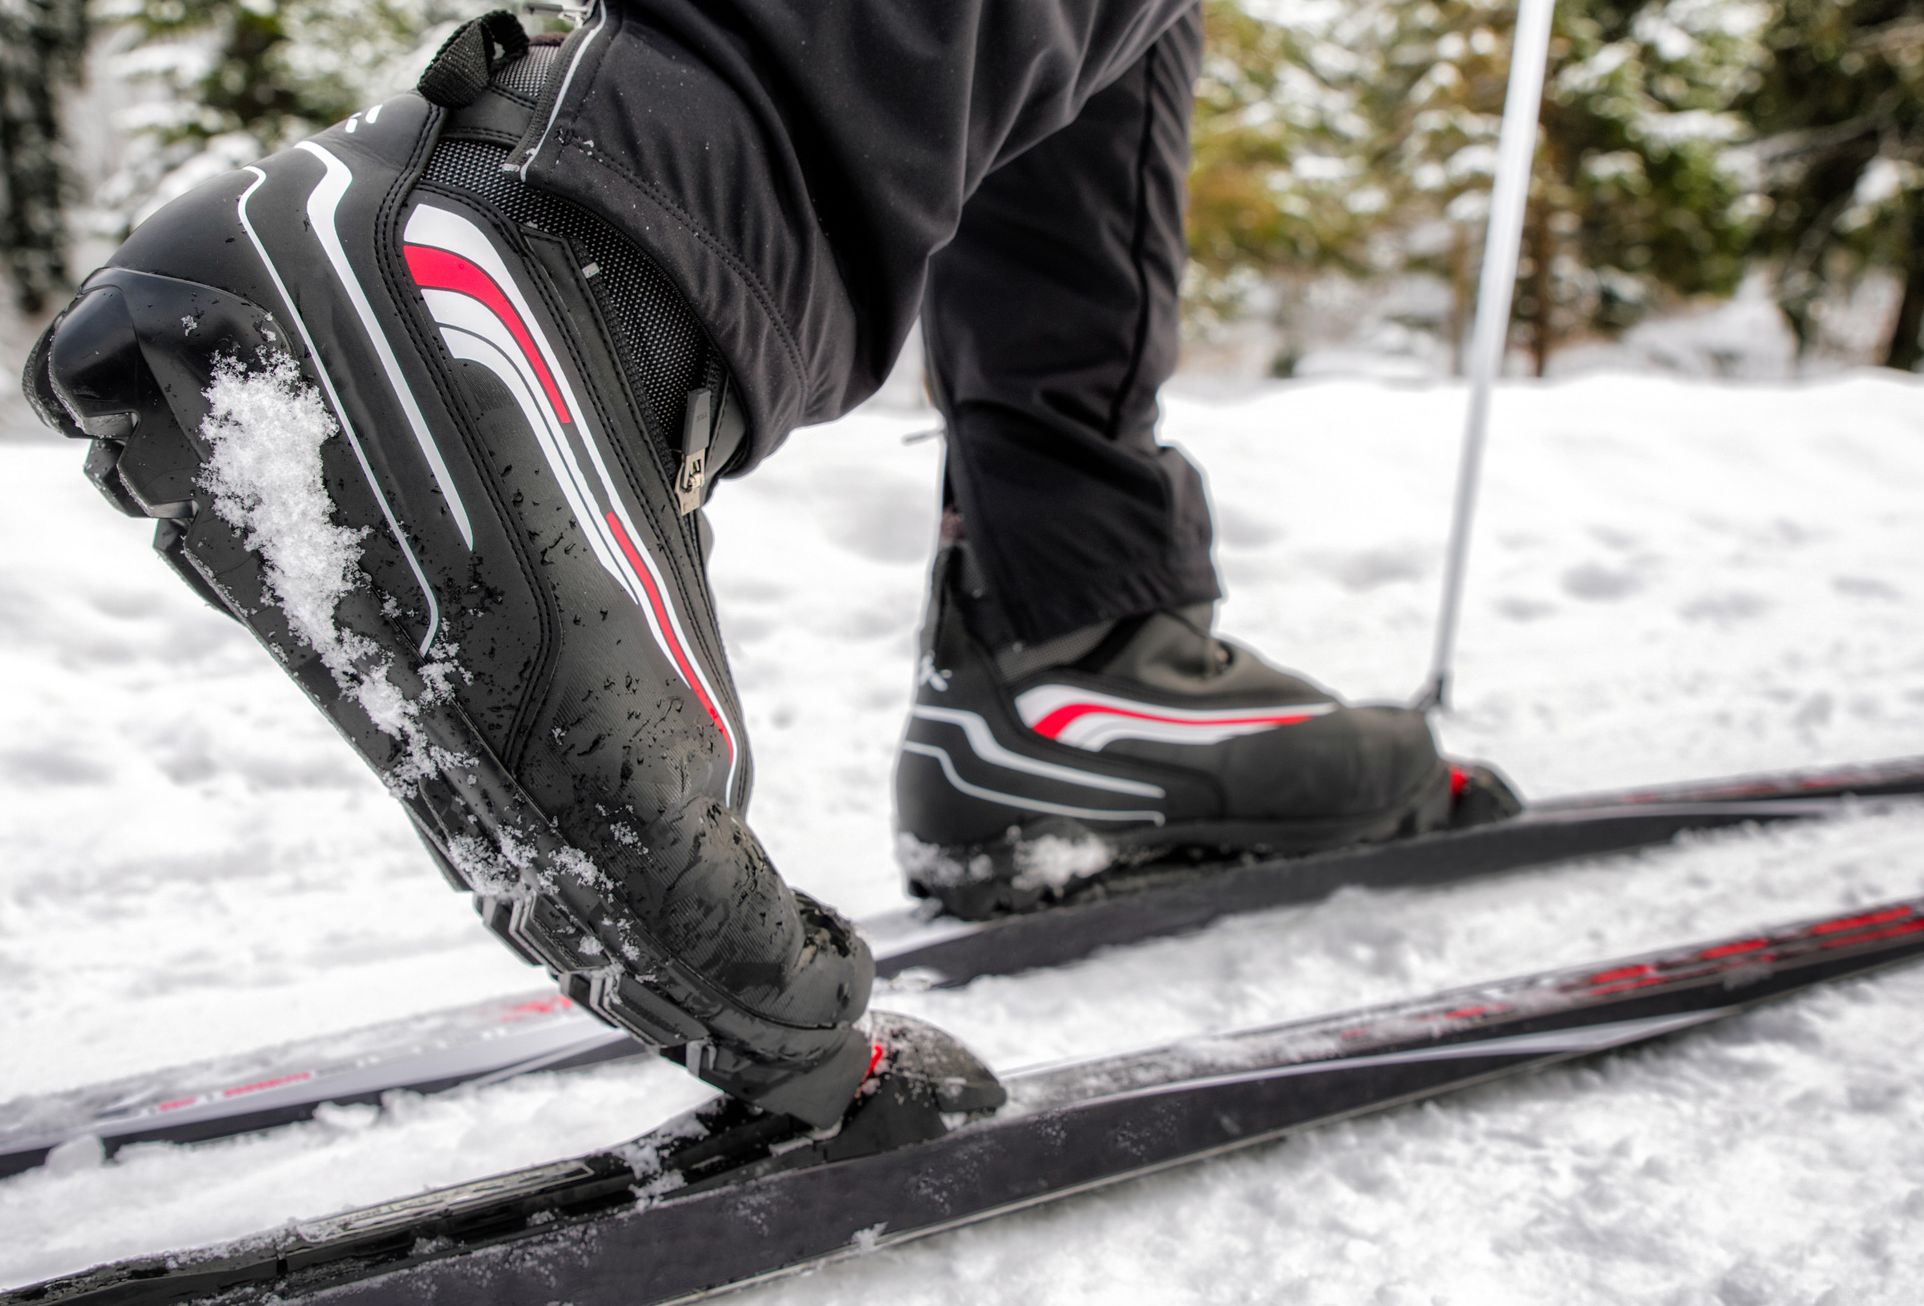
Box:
[23,18,998,1131]
[895,532,1519,919]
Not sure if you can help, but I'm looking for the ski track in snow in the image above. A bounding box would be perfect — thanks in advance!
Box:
[2,372,1923,1298]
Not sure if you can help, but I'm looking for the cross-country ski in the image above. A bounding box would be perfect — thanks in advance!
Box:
[13,894,1924,1306]
[4,753,1919,1179]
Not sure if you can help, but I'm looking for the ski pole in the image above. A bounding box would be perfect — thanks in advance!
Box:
[1418,0,1557,712]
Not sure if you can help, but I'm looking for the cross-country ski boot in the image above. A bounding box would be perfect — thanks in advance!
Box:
[23,14,896,1127]
[895,540,1520,919]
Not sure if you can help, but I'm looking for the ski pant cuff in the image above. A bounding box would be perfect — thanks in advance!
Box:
[520,7,849,467]
[954,549,1221,650]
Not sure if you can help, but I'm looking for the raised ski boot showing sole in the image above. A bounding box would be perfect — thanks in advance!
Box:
[895,548,1519,919]
[24,22,874,1126]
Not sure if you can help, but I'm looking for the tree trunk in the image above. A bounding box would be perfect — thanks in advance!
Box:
[1528,196,1556,378]
[0,0,88,313]
[1447,223,1472,377]
[1885,198,1924,373]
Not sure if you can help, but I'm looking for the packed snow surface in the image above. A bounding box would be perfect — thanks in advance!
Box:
[3,372,1923,1301]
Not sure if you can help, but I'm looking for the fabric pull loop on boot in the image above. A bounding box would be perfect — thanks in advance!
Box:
[418,11,532,108]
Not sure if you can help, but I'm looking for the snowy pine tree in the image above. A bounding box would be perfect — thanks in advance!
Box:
[98,0,482,229]
[1187,1,1766,374]
[0,0,89,313]
[1363,0,1518,371]
[1187,0,1379,331]
[1748,0,1924,371]
[1370,0,1765,374]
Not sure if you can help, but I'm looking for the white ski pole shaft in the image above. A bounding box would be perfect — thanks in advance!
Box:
[1420,0,1557,712]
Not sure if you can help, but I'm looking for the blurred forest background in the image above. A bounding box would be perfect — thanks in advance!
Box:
[1,0,1920,382]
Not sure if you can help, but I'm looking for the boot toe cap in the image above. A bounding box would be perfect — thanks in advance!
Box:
[1220,703,1443,821]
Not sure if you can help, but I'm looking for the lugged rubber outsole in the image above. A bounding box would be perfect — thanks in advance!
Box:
[29,267,872,1123]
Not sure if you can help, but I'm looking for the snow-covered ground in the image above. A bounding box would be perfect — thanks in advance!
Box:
[2,372,1922,1300]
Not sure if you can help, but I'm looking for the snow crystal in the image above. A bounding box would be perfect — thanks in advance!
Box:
[613,1138,666,1178]
[879,967,944,994]
[892,833,994,889]
[552,846,609,892]
[446,834,524,898]
[1009,835,1114,895]
[448,825,612,910]
[41,1134,105,1175]
[198,354,469,798]
[892,832,1111,895]
[199,354,368,673]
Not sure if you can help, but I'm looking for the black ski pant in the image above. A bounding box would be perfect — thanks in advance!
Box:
[528,0,1219,644]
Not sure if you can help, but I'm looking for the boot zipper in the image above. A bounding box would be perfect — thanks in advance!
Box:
[523,2,593,26]
[678,387,714,516]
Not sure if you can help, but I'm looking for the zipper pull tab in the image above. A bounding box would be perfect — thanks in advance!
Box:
[524,2,593,28]
[677,387,714,516]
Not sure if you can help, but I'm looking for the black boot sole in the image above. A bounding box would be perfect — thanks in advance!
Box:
[904,764,1459,921]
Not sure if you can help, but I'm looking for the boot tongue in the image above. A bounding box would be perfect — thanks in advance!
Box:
[984,601,1219,686]
[1082,609,1229,688]
[992,617,1115,682]
[931,535,1309,696]
[1082,609,1338,703]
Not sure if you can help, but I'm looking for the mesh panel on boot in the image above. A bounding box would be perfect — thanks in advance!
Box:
[492,44,560,101]
[419,137,716,477]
